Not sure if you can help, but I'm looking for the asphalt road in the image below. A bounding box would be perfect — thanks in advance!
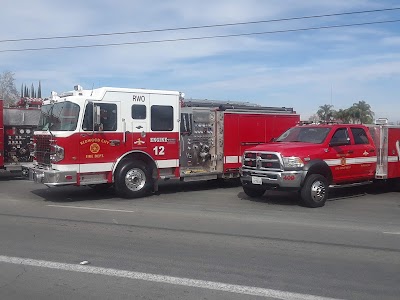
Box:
[0,173,399,300]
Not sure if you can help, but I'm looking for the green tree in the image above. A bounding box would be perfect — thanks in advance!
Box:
[0,71,19,105]
[30,83,35,98]
[334,108,351,123]
[350,100,374,124]
[38,80,42,98]
[317,104,336,121]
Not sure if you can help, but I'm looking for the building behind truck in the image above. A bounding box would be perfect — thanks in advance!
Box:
[0,98,42,174]
[29,85,300,197]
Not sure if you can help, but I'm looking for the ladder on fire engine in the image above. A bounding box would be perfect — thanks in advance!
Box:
[183,98,295,113]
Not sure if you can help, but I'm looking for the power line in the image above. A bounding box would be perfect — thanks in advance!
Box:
[0,7,399,43]
[1,18,399,53]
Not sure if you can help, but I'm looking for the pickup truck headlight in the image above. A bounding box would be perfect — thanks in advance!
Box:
[50,145,65,163]
[282,156,304,169]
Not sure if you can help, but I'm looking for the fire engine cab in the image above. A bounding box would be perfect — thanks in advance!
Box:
[29,85,299,198]
[241,120,400,207]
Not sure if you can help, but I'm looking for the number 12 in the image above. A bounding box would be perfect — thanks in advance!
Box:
[153,146,165,156]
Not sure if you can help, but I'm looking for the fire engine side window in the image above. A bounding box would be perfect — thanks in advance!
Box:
[82,103,117,131]
[151,105,173,131]
[82,104,93,131]
[351,127,369,144]
[330,128,350,145]
[131,105,146,119]
[99,104,117,131]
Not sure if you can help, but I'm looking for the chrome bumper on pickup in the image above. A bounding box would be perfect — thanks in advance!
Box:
[29,166,77,186]
[240,168,306,189]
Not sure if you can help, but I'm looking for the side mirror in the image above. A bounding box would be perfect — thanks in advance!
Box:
[93,104,103,131]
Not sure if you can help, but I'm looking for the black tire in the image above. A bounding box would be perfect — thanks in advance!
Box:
[300,174,328,208]
[243,185,266,198]
[114,160,152,198]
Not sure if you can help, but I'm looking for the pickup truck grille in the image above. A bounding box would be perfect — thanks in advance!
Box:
[243,151,283,171]
[35,134,51,166]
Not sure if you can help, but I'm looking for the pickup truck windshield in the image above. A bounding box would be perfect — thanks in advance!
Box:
[276,127,331,144]
[39,102,80,131]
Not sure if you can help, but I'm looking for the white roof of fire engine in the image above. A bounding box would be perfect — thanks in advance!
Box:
[68,86,180,98]
[45,86,181,104]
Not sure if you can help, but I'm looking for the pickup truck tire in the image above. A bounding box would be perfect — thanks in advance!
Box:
[114,160,152,198]
[300,174,328,208]
[243,185,266,198]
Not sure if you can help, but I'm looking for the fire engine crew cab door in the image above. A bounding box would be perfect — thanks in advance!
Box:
[79,101,123,176]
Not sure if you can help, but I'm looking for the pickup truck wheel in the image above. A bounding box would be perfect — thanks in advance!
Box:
[115,160,152,198]
[300,174,328,208]
[243,185,266,198]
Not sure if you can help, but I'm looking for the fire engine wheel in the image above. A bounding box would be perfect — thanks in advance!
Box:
[242,185,266,198]
[300,174,328,208]
[115,160,152,198]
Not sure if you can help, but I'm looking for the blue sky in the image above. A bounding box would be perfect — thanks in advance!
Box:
[1,0,399,122]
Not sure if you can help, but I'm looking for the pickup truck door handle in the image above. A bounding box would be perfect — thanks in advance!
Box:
[136,125,143,129]
[347,150,354,154]
[369,149,375,153]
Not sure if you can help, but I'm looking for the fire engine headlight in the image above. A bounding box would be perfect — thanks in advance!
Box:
[282,156,304,169]
[50,145,65,163]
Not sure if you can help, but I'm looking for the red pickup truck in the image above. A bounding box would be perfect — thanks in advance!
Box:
[240,122,400,207]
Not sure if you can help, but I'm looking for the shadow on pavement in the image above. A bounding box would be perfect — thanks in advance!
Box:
[30,179,242,202]
[31,186,116,203]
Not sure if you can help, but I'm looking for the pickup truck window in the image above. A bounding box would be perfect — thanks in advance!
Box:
[351,127,369,144]
[330,128,350,145]
[276,127,331,144]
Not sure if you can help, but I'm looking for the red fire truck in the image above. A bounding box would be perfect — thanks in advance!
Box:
[241,120,400,207]
[0,98,42,174]
[28,85,299,197]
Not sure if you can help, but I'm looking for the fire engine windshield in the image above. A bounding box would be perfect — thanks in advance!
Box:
[276,127,331,144]
[38,102,80,131]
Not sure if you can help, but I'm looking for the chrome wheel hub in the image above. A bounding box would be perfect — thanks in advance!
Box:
[310,180,326,202]
[125,168,146,191]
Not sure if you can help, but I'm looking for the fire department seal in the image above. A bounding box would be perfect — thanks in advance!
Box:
[90,143,100,154]
[340,157,346,166]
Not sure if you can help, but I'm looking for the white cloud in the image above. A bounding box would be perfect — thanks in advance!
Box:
[1,0,399,122]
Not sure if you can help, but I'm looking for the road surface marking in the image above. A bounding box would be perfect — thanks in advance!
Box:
[383,232,400,235]
[0,255,343,300]
[46,205,135,213]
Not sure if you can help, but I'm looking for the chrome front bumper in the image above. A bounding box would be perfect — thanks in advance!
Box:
[29,166,77,186]
[240,168,306,189]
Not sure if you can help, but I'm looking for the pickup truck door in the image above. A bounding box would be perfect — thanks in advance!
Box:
[326,127,357,183]
[349,127,376,180]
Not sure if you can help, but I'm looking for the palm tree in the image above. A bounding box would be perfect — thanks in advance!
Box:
[335,109,351,123]
[350,101,374,124]
[317,104,335,121]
